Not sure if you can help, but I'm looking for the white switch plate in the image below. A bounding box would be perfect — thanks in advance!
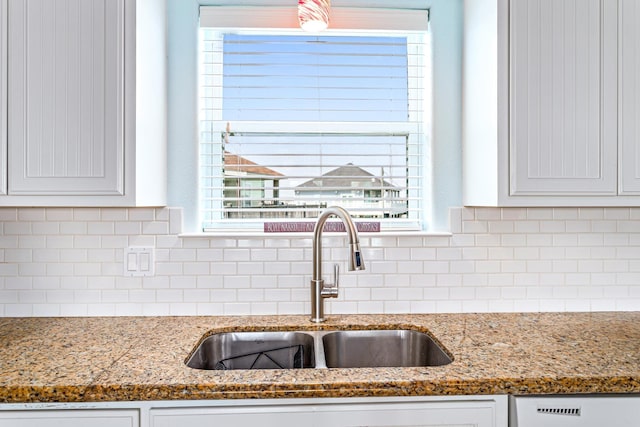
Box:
[124,247,155,277]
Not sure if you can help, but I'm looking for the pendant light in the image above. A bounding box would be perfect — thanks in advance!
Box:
[298,0,331,32]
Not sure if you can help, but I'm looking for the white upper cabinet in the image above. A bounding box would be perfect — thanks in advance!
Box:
[8,0,125,196]
[464,0,639,206]
[619,0,640,194]
[510,0,618,196]
[1,0,166,206]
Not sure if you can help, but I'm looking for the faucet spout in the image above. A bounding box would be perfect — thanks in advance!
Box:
[310,206,365,323]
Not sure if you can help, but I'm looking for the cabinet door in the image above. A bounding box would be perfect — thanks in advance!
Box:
[509,0,618,196]
[7,0,125,196]
[0,0,6,195]
[0,409,138,427]
[619,0,640,194]
[151,400,502,427]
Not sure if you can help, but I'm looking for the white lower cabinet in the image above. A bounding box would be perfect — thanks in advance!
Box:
[149,397,508,427]
[510,395,640,427]
[0,409,139,427]
[0,397,508,427]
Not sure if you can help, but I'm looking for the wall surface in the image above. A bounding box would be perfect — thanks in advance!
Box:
[1,206,638,317]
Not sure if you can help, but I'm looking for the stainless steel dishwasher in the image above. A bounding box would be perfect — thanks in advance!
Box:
[510,395,640,426]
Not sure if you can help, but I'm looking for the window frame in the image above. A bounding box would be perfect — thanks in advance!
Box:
[198,6,432,233]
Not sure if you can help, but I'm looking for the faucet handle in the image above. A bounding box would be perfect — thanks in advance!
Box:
[321,264,339,298]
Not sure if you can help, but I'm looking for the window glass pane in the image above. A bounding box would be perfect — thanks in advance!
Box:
[200,132,413,224]
[221,35,408,122]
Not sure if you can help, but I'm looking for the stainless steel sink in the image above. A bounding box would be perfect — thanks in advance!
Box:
[186,329,452,370]
[186,331,316,370]
[321,330,452,368]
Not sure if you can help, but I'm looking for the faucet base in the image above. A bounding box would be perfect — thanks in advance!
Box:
[310,279,326,323]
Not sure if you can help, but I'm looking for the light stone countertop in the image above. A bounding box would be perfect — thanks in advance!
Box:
[0,312,639,403]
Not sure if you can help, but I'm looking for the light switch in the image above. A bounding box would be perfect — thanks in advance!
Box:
[127,253,138,271]
[124,247,155,277]
[139,253,150,272]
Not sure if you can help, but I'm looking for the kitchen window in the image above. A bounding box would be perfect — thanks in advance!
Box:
[198,6,431,232]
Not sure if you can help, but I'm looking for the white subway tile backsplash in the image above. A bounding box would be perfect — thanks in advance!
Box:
[88,222,115,235]
[115,221,142,235]
[450,261,475,274]
[263,289,291,302]
[514,221,540,233]
[450,234,475,247]
[224,303,251,315]
[396,261,424,275]
[5,222,32,235]
[250,248,278,261]
[73,208,101,221]
[501,208,528,220]
[540,221,566,233]
[384,301,412,313]
[526,208,553,220]
[448,208,462,233]
[100,236,128,249]
[605,208,630,219]
[369,236,398,248]
[168,208,182,234]
[250,275,279,289]
[100,209,128,221]
[579,208,605,220]
[369,261,398,274]
[436,247,462,261]
[183,262,210,276]
[143,221,169,235]
[142,303,170,316]
[501,234,527,247]
[223,275,252,289]
[436,300,463,313]
[196,302,224,315]
[32,221,61,235]
[1,206,640,316]
[250,302,278,315]
[129,208,155,221]
[18,208,46,222]
[476,208,501,220]
[357,300,385,313]
[488,220,514,234]
[384,247,412,260]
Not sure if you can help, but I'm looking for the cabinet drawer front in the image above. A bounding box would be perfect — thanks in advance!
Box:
[0,409,138,427]
[151,400,500,427]
[7,0,125,195]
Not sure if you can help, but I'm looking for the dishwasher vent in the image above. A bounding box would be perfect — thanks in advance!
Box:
[537,406,581,416]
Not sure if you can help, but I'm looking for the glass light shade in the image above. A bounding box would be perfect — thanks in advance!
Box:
[298,0,331,32]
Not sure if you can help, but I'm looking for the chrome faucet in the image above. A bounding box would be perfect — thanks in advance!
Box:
[310,206,365,323]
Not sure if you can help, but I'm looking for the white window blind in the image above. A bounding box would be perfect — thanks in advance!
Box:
[199,6,431,232]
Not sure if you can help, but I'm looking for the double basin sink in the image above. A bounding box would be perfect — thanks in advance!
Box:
[186,329,452,370]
